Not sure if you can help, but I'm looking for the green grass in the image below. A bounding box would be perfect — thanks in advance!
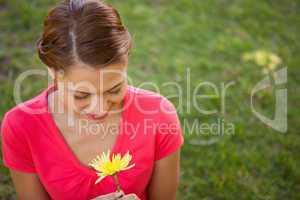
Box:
[0,0,299,199]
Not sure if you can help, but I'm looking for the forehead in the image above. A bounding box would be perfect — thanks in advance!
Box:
[61,62,127,92]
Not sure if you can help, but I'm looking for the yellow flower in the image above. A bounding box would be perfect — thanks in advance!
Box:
[268,54,282,70]
[254,50,269,67]
[89,150,135,185]
[242,50,282,74]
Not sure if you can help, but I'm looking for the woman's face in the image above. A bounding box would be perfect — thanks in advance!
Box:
[51,58,128,121]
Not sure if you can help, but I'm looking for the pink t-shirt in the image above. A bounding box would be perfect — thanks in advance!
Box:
[1,84,184,200]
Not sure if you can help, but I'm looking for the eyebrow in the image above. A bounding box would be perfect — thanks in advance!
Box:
[72,80,124,94]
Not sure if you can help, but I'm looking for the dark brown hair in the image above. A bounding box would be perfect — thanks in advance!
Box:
[37,0,132,71]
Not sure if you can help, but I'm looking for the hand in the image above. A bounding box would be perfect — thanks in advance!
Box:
[119,193,140,200]
[91,191,124,200]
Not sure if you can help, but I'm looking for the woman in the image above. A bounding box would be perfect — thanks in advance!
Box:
[1,0,184,199]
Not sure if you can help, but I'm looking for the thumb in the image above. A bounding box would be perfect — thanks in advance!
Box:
[116,190,125,199]
[115,190,125,199]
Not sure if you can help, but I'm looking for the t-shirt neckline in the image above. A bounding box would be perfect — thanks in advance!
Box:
[42,84,129,176]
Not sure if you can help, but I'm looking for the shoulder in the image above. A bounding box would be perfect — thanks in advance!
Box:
[1,87,48,132]
[0,90,46,173]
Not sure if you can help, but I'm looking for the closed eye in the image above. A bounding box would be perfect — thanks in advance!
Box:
[74,94,90,100]
[106,81,124,94]
[108,87,122,94]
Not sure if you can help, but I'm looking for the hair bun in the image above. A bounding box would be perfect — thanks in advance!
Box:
[37,38,53,54]
[37,38,46,54]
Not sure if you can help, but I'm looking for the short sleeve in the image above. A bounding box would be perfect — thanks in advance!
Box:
[154,98,184,161]
[1,112,36,173]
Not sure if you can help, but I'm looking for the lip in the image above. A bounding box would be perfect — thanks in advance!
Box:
[86,112,109,121]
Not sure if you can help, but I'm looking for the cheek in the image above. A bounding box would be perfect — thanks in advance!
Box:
[73,100,90,111]
[62,93,89,112]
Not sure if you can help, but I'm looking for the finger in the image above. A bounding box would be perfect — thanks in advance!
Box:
[92,191,124,200]
[119,194,140,200]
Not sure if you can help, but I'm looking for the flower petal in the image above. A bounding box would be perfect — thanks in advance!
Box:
[121,163,135,171]
[95,175,107,184]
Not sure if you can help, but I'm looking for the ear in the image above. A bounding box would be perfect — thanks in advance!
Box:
[47,68,65,81]
[47,67,55,80]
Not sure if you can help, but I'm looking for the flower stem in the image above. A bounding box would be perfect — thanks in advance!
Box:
[113,174,121,192]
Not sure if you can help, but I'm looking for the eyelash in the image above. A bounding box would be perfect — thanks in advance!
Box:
[73,88,121,100]
[108,88,121,94]
[74,94,90,100]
